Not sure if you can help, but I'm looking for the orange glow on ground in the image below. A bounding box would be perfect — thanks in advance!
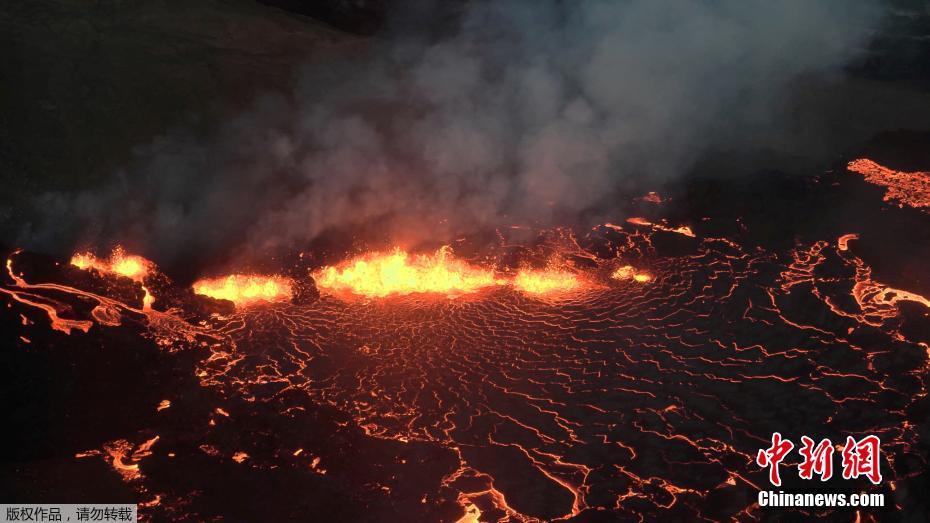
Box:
[193,275,292,306]
[314,247,501,298]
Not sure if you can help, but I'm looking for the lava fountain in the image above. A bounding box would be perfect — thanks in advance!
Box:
[70,247,156,309]
[314,247,501,298]
[192,274,292,306]
[70,248,152,283]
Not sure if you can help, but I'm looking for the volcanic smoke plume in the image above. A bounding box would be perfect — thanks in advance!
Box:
[20,0,880,269]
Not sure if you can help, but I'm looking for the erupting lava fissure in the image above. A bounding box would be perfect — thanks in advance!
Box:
[70,248,156,310]
[314,247,588,298]
[192,274,292,306]
[70,248,152,282]
[314,247,500,298]
[3,210,929,521]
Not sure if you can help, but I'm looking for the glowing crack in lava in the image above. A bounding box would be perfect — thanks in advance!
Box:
[847,158,930,212]
[192,274,292,306]
[314,247,501,298]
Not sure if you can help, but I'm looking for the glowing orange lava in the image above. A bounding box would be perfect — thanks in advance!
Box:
[70,248,156,310]
[847,158,930,212]
[192,275,292,306]
[512,268,582,295]
[71,248,152,282]
[612,265,653,283]
[314,247,501,298]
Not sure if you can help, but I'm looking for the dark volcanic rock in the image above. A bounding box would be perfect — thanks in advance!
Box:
[256,0,387,34]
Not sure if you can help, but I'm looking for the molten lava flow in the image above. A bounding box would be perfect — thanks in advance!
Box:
[193,275,292,307]
[612,265,653,283]
[847,158,930,212]
[314,247,501,298]
[512,268,582,295]
[2,257,93,334]
[835,234,930,327]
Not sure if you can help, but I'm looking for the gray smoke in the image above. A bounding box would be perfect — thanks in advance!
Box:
[22,0,882,268]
